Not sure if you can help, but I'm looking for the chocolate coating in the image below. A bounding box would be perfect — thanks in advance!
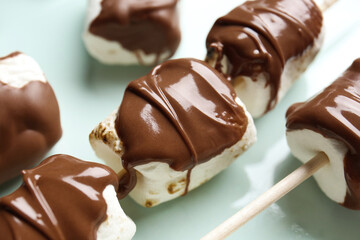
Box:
[286,59,360,209]
[206,0,322,111]
[115,58,248,198]
[0,52,62,184]
[90,0,181,65]
[0,154,119,239]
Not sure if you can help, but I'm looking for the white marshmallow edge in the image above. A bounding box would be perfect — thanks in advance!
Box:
[0,53,46,88]
[83,0,170,65]
[97,185,136,240]
[286,129,348,204]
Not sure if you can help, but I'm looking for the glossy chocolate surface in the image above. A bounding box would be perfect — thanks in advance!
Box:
[206,0,322,111]
[286,59,360,209]
[0,154,119,239]
[0,52,62,184]
[90,0,181,64]
[115,58,248,198]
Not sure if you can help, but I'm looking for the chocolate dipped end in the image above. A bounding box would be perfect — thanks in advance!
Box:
[89,0,181,64]
[0,53,62,184]
[115,58,248,198]
[286,59,360,209]
[0,154,119,239]
[206,0,322,112]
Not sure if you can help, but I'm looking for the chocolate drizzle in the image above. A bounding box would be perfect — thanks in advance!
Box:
[0,51,22,61]
[206,0,322,111]
[89,0,181,64]
[115,58,248,198]
[286,58,360,209]
[0,154,119,239]
[0,53,62,184]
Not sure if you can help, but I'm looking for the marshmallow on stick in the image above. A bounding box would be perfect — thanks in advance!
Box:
[0,154,136,240]
[90,58,256,207]
[202,58,360,240]
[0,52,62,184]
[205,0,325,118]
[286,58,360,209]
[83,0,181,65]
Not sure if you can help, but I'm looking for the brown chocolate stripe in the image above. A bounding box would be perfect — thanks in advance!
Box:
[0,52,22,61]
[206,0,322,112]
[115,58,248,199]
[89,0,181,64]
[286,58,360,209]
[0,154,119,239]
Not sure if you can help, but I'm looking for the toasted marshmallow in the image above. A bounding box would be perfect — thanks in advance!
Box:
[0,52,46,88]
[206,0,324,118]
[0,154,136,239]
[237,30,324,118]
[286,59,360,209]
[98,185,136,240]
[0,52,62,184]
[90,58,256,207]
[83,0,180,65]
[90,99,256,207]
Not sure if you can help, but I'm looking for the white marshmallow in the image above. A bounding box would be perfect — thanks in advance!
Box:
[83,0,170,65]
[0,52,46,88]
[286,129,348,204]
[89,99,256,207]
[207,27,325,118]
[97,185,136,240]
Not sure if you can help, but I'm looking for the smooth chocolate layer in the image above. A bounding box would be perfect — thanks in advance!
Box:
[286,58,360,210]
[0,53,62,184]
[206,0,322,111]
[90,0,181,65]
[115,58,248,198]
[0,154,119,239]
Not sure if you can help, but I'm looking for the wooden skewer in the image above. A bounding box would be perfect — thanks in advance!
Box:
[201,152,329,240]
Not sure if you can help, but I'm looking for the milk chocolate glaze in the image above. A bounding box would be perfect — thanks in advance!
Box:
[90,0,181,65]
[0,52,62,184]
[286,58,360,210]
[0,154,119,239]
[206,0,322,112]
[115,58,248,198]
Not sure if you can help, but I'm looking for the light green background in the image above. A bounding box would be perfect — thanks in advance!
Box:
[1,0,360,239]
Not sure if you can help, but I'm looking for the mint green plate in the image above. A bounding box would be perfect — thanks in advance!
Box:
[1,0,359,239]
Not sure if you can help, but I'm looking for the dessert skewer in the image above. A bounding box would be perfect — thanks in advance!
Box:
[202,58,360,240]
